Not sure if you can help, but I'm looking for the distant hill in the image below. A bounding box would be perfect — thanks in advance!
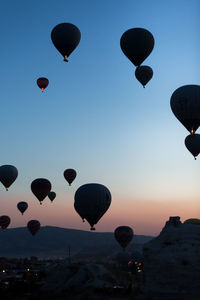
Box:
[0,226,153,258]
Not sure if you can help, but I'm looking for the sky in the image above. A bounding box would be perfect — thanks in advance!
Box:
[0,0,200,235]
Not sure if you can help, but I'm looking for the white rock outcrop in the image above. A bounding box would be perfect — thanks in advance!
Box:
[42,262,117,293]
[143,216,200,298]
[65,263,116,289]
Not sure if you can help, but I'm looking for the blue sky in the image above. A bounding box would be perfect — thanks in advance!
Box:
[0,0,199,234]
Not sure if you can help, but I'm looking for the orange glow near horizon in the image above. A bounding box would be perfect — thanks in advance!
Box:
[1,191,199,236]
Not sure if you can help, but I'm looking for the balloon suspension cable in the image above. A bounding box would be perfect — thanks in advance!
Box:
[6,188,8,191]
[40,202,42,205]
[90,226,96,231]
[143,86,145,88]
[63,56,68,62]
[69,183,71,186]
[195,157,197,160]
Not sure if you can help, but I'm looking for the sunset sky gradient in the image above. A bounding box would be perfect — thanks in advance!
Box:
[0,0,200,235]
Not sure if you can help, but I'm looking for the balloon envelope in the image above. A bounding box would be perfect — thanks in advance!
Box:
[27,220,40,236]
[0,215,11,230]
[64,169,77,185]
[51,23,81,61]
[114,226,134,250]
[48,191,56,202]
[31,178,51,204]
[170,85,200,134]
[185,134,200,159]
[17,201,28,215]
[120,28,154,66]
[74,183,111,230]
[37,77,49,91]
[135,65,153,87]
[0,165,18,190]
[74,201,85,222]
[184,218,200,225]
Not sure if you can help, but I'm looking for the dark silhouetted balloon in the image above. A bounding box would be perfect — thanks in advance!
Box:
[37,77,49,91]
[51,23,81,62]
[17,201,28,215]
[31,178,51,204]
[48,191,56,202]
[170,85,200,134]
[27,220,40,236]
[74,201,85,222]
[114,226,134,250]
[0,215,11,230]
[120,28,154,66]
[0,165,18,191]
[184,218,200,225]
[185,134,200,160]
[74,183,111,230]
[64,169,77,186]
[135,65,153,87]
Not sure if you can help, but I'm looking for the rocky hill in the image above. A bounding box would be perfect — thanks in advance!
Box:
[0,226,153,258]
[143,216,200,299]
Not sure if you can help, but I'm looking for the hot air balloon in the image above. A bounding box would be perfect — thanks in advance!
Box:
[31,178,51,204]
[135,65,153,87]
[0,165,18,191]
[0,215,11,230]
[184,218,200,225]
[64,169,76,186]
[27,220,40,236]
[120,28,154,66]
[37,77,49,92]
[114,226,134,250]
[170,85,200,134]
[48,191,56,202]
[74,183,111,230]
[185,134,200,160]
[17,201,28,215]
[74,201,85,222]
[51,23,81,62]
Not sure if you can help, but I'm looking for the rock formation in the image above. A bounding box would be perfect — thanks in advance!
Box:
[42,262,118,293]
[143,216,200,299]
